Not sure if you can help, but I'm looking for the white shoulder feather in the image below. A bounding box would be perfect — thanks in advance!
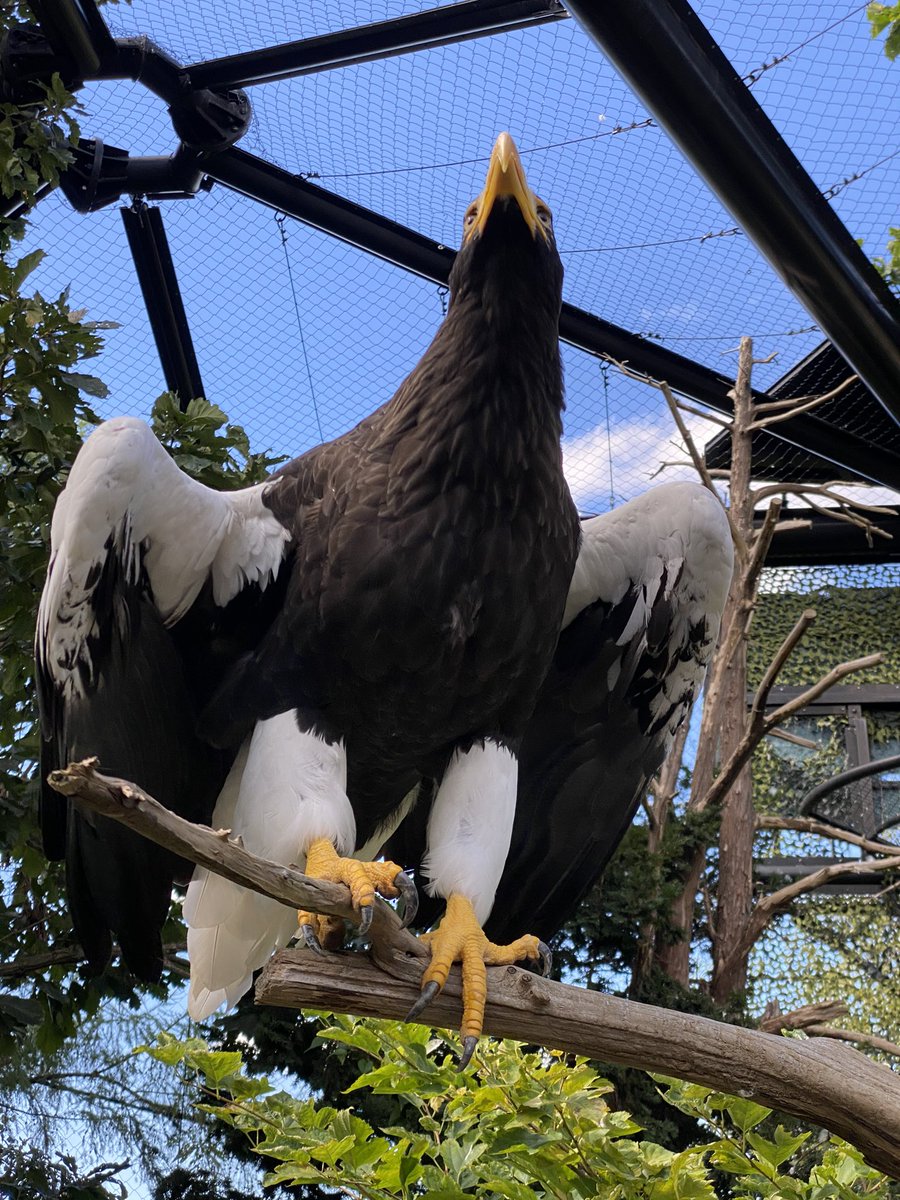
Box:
[37,417,290,697]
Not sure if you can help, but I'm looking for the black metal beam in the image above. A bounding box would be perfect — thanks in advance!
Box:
[121,201,205,410]
[562,0,900,432]
[203,147,900,489]
[27,0,114,76]
[186,0,567,90]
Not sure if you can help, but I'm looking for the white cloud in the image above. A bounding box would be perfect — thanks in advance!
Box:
[563,412,722,511]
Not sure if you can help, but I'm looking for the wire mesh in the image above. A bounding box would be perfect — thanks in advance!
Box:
[7,0,900,1190]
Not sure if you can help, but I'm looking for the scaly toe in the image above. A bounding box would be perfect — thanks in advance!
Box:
[297,910,346,953]
[302,840,410,934]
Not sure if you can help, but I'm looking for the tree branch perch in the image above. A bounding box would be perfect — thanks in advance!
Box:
[46,759,900,1178]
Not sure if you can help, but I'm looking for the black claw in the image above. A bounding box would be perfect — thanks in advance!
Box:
[358,903,373,937]
[458,1036,478,1070]
[302,924,327,956]
[405,979,441,1023]
[394,871,418,928]
[538,941,552,977]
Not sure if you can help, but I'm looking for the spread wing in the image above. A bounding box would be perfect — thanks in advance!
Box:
[35,417,292,979]
[485,481,734,943]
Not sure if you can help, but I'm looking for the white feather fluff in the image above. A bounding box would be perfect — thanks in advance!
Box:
[185,712,355,1021]
[422,740,518,924]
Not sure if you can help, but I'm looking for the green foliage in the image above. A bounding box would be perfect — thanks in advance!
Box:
[871,228,900,290]
[748,586,900,690]
[143,1019,891,1200]
[150,392,286,488]
[656,1076,888,1199]
[0,60,81,251]
[868,3,900,59]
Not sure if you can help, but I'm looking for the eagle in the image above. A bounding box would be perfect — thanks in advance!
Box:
[36,133,733,1064]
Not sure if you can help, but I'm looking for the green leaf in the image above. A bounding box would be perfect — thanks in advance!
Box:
[12,248,45,286]
[722,1095,771,1133]
[61,371,109,398]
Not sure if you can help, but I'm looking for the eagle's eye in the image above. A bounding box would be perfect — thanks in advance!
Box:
[536,204,553,230]
[463,203,478,231]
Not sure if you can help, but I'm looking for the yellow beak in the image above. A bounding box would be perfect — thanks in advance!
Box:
[465,131,548,243]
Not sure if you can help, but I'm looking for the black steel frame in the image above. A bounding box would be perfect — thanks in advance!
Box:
[8,0,900,499]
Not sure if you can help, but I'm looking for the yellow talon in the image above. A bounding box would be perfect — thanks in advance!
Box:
[296,838,411,948]
[408,893,550,1066]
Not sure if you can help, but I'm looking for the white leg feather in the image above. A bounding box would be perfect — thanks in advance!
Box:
[185,711,355,1021]
[422,740,518,924]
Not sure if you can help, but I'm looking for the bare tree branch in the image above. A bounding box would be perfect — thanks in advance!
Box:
[672,399,733,429]
[753,374,857,415]
[749,374,858,428]
[767,653,884,726]
[756,814,898,858]
[805,1025,900,1059]
[745,855,900,944]
[765,727,818,749]
[602,355,748,560]
[748,608,817,729]
[759,999,849,1033]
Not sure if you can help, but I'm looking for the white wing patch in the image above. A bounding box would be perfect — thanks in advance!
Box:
[565,482,732,632]
[565,481,734,738]
[36,417,290,699]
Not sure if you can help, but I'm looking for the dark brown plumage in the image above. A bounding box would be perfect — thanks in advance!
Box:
[200,180,579,847]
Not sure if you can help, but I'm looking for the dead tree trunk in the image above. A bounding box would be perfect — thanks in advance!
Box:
[612,344,883,999]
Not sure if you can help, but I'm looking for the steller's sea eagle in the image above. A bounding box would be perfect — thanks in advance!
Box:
[36,132,733,1064]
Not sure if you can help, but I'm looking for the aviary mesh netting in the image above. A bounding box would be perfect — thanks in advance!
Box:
[18,0,900,513]
[8,4,900,1190]
[748,562,900,1048]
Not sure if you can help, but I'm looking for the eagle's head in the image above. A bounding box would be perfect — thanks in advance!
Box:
[449,132,563,323]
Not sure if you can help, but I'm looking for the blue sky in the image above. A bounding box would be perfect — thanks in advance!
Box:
[19,0,900,512]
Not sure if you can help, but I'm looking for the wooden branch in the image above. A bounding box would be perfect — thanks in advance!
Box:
[732,855,900,964]
[756,814,899,858]
[47,759,424,963]
[753,374,857,415]
[692,610,820,817]
[765,727,818,750]
[767,653,884,727]
[748,608,817,729]
[759,999,849,1033]
[804,1025,900,1060]
[749,374,858,429]
[48,759,900,1178]
[673,398,733,429]
[603,355,748,560]
[745,497,783,595]
[257,951,900,1178]
[772,518,814,534]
